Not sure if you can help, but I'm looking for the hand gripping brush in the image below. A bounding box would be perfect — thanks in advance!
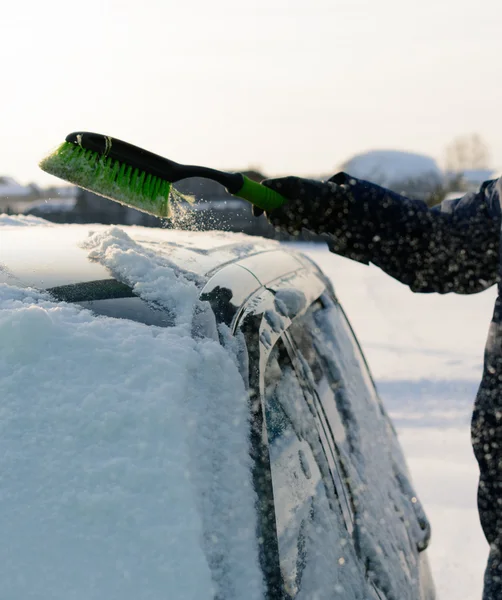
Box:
[39,132,286,218]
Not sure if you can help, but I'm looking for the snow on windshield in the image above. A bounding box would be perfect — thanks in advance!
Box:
[0,227,264,599]
[82,227,206,330]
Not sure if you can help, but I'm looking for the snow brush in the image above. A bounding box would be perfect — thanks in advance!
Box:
[39,132,287,218]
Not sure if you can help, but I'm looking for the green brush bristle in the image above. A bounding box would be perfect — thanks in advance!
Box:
[39,141,175,218]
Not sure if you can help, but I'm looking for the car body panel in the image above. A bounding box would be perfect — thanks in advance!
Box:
[0,222,435,599]
[0,226,111,289]
[0,224,289,290]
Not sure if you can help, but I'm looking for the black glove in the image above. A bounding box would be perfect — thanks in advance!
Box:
[254,173,372,263]
[254,173,354,236]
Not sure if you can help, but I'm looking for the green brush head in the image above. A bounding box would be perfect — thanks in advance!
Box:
[39,141,174,218]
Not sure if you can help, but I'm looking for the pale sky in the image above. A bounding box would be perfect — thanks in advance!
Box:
[2,0,501,185]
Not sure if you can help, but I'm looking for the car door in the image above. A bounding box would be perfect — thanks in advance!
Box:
[285,292,435,600]
[233,278,376,599]
[262,336,376,599]
[228,259,432,599]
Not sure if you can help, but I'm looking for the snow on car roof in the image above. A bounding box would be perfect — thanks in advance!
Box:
[0,223,266,599]
[0,215,282,286]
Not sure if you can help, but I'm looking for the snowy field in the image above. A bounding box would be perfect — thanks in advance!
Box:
[289,242,495,600]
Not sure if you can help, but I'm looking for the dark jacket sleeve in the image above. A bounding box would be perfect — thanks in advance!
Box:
[319,173,501,295]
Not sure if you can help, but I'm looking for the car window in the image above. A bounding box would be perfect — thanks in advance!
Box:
[264,339,367,599]
[287,299,361,459]
[287,295,430,598]
[286,301,356,522]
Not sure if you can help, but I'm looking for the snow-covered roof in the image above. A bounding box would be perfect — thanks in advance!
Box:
[341,150,443,187]
[461,168,494,180]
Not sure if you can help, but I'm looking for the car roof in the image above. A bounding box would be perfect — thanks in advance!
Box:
[0,222,316,294]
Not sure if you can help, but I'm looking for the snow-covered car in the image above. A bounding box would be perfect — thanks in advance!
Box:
[0,218,435,600]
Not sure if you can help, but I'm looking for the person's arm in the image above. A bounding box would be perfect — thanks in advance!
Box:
[261,173,501,294]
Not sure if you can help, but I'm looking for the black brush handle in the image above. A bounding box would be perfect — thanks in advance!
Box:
[66,132,243,191]
[66,132,286,211]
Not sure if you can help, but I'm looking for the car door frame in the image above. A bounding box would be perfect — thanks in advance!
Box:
[229,264,326,598]
[233,262,375,598]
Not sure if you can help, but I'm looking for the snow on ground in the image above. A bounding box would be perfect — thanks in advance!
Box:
[0,213,51,226]
[289,242,494,600]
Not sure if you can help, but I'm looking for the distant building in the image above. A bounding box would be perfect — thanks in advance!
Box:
[0,176,39,214]
[340,150,444,201]
[0,178,78,215]
[445,168,496,193]
[0,176,34,198]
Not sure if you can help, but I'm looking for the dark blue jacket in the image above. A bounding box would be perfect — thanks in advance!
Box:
[328,173,502,599]
[266,170,502,595]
